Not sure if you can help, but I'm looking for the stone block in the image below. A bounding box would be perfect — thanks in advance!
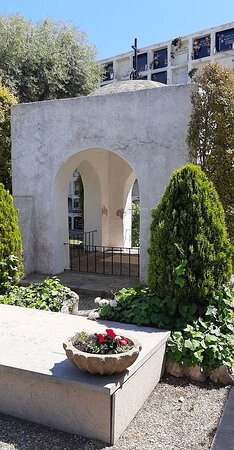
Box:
[0,305,170,444]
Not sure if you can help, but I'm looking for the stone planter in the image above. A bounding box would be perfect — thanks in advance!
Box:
[63,336,141,375]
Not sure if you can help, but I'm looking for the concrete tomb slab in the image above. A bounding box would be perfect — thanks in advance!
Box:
[0,304,170,444]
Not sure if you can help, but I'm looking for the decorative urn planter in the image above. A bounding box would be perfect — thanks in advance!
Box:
[63,330,141,375]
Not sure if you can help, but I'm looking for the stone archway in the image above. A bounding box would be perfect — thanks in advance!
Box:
[12,80,191,281]
[53,148,137,273]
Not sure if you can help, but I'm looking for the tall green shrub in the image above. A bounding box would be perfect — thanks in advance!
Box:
[148,164,232,307]
[0,183,23,283]
[0,82,16,190]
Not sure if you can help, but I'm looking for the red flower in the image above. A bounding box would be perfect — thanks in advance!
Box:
[96,333,107,343]
[106,329,116,339]
[118,338,128,346]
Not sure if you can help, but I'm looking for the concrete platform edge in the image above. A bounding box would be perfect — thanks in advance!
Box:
[211,386,234,450]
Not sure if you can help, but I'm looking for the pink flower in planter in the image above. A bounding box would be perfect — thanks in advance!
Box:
[119,338,128,346]
[106,329,116,339]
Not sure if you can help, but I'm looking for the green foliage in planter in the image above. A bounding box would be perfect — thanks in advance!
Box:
[132,203,140,247]
[0,183,23,286]
[0,83,17,190]
[167,287,234,369]
[0,277,76,312]
[148,164,232,307]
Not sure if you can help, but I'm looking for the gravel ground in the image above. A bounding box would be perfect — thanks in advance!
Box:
[77,294,97,316]
[0,376,229,450]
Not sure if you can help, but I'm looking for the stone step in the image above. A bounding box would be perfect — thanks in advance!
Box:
[0,304,170,444]
[20,272,139,297]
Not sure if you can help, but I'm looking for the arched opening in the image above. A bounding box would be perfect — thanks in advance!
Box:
[53,148,140,277]
[68,170,84,234]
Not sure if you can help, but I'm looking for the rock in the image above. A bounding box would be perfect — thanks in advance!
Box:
[184,365,207,382]
[166,360,184,377]
[88,310,100,320]
[209,365,234,385]
[60,291,79,315]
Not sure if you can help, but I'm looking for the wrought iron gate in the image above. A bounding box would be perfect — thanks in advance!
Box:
[67,231,139,278]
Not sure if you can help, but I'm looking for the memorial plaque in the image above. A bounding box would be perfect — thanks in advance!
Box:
[103,62,114,82]
[216,28,234,52]
[151,71,167,84]
[153,48,168,69]
[193,35,211,60]
[133,52,148,73]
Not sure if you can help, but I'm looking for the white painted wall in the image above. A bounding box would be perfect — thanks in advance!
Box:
[12,82,191,281]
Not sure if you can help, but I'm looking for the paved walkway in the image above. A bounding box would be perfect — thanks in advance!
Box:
[21,272,140,296]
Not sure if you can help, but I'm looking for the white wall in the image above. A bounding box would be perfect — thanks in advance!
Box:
[12,82,191,281]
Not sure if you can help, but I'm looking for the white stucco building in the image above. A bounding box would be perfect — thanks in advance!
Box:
[12,80,191,281]
[100,23,234,86]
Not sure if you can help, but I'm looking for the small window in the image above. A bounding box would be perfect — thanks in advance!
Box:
[151,71,167,84]
[216,28,234,52]
[152,48,168,69]
[103,62,114,82]
[193,35,211,59]
[133,52,148,72]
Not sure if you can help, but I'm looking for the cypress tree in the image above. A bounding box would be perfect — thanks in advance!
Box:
[0,183,23,282]
[148,164,232,306]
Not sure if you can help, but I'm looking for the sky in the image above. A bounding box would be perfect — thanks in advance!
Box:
[0,0,233,59]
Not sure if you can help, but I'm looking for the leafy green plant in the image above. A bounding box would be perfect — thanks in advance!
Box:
[0,277,76,312]
[98,285,200,330]
[0,254,19,294]
[0,183,23,284]
[148,164,233,307]
[99,284,234,369]
[167,287,234,369]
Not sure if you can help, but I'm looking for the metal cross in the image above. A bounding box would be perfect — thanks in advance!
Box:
[130,38,140,80]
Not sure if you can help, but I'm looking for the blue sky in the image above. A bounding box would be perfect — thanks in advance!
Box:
[1,0,233,59]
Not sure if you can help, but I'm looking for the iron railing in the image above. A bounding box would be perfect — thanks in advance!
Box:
[68,244,139,278]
